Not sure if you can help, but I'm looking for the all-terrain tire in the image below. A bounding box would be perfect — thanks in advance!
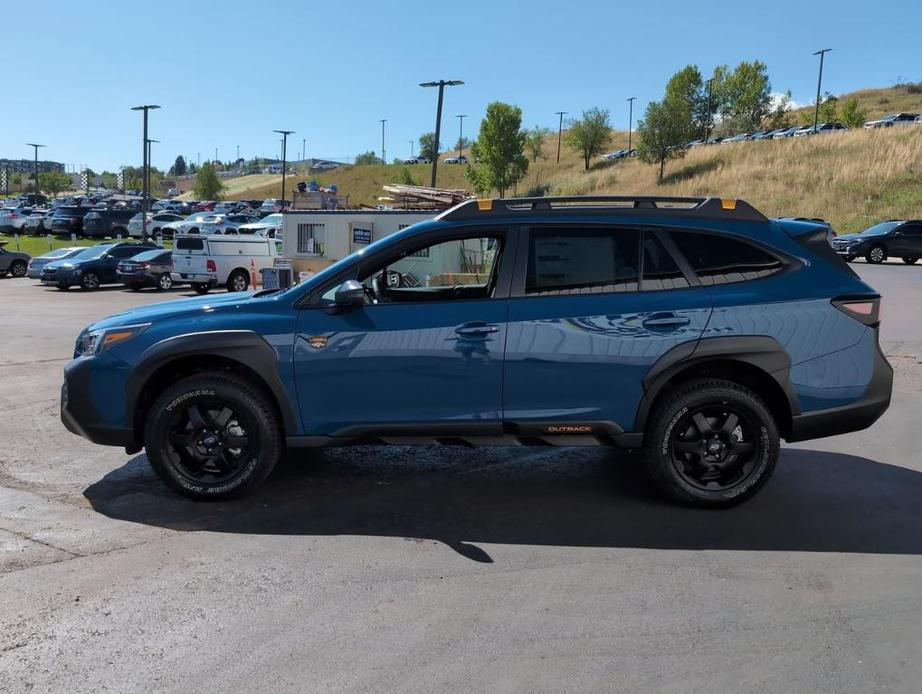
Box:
[644,379,780,508]
[143,372,282,500]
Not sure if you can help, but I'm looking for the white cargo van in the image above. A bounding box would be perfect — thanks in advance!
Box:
[172,234,283,294]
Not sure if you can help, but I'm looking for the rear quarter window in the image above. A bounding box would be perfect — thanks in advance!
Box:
[669,231,784,285]
[176,237,205,251]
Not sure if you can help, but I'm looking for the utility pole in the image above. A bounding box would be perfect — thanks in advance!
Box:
[456,114,467,161]
[273,129,294,202]
[380,119,387,164]
[236,144,240,164]
[813,48,832,133]
[302,138,306,163]
[26,143,45,195]
[131,104,160,241]
[420,79,464,187]
[626,97,636,151]
[704,78,714,142]
[554,111,567,163]
[409,140,414,158]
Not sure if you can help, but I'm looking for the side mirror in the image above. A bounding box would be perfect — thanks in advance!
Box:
[334,280,365,307]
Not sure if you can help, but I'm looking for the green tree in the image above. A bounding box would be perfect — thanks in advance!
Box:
[391,165,418,185]
[636,100,689,183]
[465,102,529,197]
[170,155,188,176]
[454,136,472,152]
[418,132,441,161]
[38,170,71,198]
[819,93,839,123]
[192,162,226,200]
[565,107,612,170]
[665,65,706,138]
[524,126,550,162]
[767,91,794,129]
[720,61,772,131]
[354,151,382,165]
[840,97,867,128]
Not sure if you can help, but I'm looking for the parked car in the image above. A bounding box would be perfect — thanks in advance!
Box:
[721,133,750,144]
[27,246,87,279]
[22,209,53,235]
[794,123,848,137]
[831,220,922,264]
[0,206,33,231]
[50,206,94,236]
[62,195,892,505]
[82,207,136,238]
[772,126,802,139]
[864,113,919,129]
[195,213,259,235]
[237,213,282,238]
[171,211,214,235]
[443,155,468,164]
[40,241,160,290]
[259,199,284,215]
[0,241,30,277]
[402,156,430,165]
[128,212,186,238]
[171,233,279,293]
[117,249,178,291]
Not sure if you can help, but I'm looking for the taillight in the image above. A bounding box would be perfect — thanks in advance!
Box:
[832,296,880,326]
[206,259,217,272]
[139,262,150,269]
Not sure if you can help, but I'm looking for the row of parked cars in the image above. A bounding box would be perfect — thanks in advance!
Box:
[602,113,922,161]
[0,194,285,240]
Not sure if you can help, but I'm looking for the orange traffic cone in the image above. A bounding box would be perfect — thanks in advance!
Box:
[250,258,258,289]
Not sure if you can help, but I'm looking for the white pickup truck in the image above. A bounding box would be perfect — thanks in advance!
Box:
[172,234,283,294]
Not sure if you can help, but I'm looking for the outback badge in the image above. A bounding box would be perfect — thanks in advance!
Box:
[308,336,328,350]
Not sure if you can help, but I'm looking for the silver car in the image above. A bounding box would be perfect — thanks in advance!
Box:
[26,246,86,279]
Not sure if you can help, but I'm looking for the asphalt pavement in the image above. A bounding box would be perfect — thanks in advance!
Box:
[1,261,921,693]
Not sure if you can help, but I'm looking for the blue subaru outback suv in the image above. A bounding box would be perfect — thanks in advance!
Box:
[61,196,892,506]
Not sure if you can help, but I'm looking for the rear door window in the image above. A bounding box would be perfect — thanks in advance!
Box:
[641,233,689,291]
[525,227,640,295]
[668,231,783,285]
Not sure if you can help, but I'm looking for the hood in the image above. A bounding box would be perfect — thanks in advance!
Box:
[87,291,270,331]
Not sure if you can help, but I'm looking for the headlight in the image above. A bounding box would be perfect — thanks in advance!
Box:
[76,324,150,357]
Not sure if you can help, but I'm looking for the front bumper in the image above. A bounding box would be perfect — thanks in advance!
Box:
[788,339,893,442]
[41,270,78,286]
[60,357,136,448]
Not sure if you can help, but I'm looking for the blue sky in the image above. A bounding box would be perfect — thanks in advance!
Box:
[3,0,918,172]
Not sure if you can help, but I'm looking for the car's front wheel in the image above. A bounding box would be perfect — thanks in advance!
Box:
[10,260,27,277]
[866,245,886,264]
[144,372,282,499]
[80,272,100,290]
[644,379,779,507]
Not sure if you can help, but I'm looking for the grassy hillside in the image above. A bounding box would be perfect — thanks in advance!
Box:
[211,85,922,233]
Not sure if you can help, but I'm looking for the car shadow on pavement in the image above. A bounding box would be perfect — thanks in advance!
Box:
[84,447,922,562]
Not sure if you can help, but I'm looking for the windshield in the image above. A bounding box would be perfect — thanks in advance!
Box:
[259,214,282,225]
[855,221,901,237]
[78,245,114,260]
[42,247,80,259]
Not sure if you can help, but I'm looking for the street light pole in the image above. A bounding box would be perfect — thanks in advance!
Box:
[273,129,294,202]
[146,139,159,205]
[456,114,467,161]
[626,97,636,152]
[813,48,832,133]
[420,79,464,188]
[554,111,567,164]
[26,143,45,195]
[380,119,387,164]
[704,78,714,142]
[131,104,160,241]
[410,140,415,157]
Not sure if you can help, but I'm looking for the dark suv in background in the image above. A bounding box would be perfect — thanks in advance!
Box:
[82,208,136,238]
[51,206,94,236]
[41,241,160,290]
[832,220,922,264]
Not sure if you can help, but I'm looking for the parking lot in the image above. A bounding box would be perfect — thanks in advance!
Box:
[1,261,922,692]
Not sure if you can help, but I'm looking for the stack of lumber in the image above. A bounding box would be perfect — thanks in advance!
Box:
[380,184,471,209]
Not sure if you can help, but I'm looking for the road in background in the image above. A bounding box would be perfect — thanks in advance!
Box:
[1,263,921,693]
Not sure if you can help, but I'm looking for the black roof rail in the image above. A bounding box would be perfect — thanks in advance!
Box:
[438,195,768,222]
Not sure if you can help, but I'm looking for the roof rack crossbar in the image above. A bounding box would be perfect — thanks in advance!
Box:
[439,195,768,222]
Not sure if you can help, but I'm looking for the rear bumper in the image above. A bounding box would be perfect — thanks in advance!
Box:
[787,340,893,442]
[60,357,136,448]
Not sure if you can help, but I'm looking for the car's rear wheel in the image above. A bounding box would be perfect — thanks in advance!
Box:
[902,256,918,265]
[80,272,100,290]
[644,379,779,507]
[9,260,27,278]
[227,270,249,292]
[866,245,886,264]
[157,273,173,290]
[192,282,210,295]
[144,372,281,499]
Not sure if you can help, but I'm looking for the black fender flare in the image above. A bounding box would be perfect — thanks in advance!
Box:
[633,336,801,433]
[126,330,298,437]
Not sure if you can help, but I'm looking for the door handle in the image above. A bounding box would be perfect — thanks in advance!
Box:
[455,322,500,337]
[642,314,691,328]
